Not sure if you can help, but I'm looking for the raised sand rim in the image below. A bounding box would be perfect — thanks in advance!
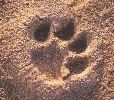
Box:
[0,0,113,100]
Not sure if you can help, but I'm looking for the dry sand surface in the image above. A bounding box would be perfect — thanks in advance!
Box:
[0,0,114,100]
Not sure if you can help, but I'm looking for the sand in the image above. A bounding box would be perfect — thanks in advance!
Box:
[0,0,114,100]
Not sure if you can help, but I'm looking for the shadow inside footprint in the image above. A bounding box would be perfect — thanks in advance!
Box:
[30,42,66,77]
[0,79,18,100]
[26,17,51,42]
[54,18,75,41]
[33,21,51,42]
[68,31,87,53]
[65,56,88,75]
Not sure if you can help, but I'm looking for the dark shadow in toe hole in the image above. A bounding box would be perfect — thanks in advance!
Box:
[65,56,88,75]
[34,22,50,42]
[68,32,87,53]
[54,18,74,41]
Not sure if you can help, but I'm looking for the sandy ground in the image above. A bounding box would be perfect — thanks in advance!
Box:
[0,0,114,100]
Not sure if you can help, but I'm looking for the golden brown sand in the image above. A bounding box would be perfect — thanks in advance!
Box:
[0,0,113,100]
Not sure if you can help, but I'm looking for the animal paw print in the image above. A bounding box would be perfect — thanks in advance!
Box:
[26,16,90,79]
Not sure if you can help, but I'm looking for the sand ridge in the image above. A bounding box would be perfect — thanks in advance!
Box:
[0,0,113,100]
